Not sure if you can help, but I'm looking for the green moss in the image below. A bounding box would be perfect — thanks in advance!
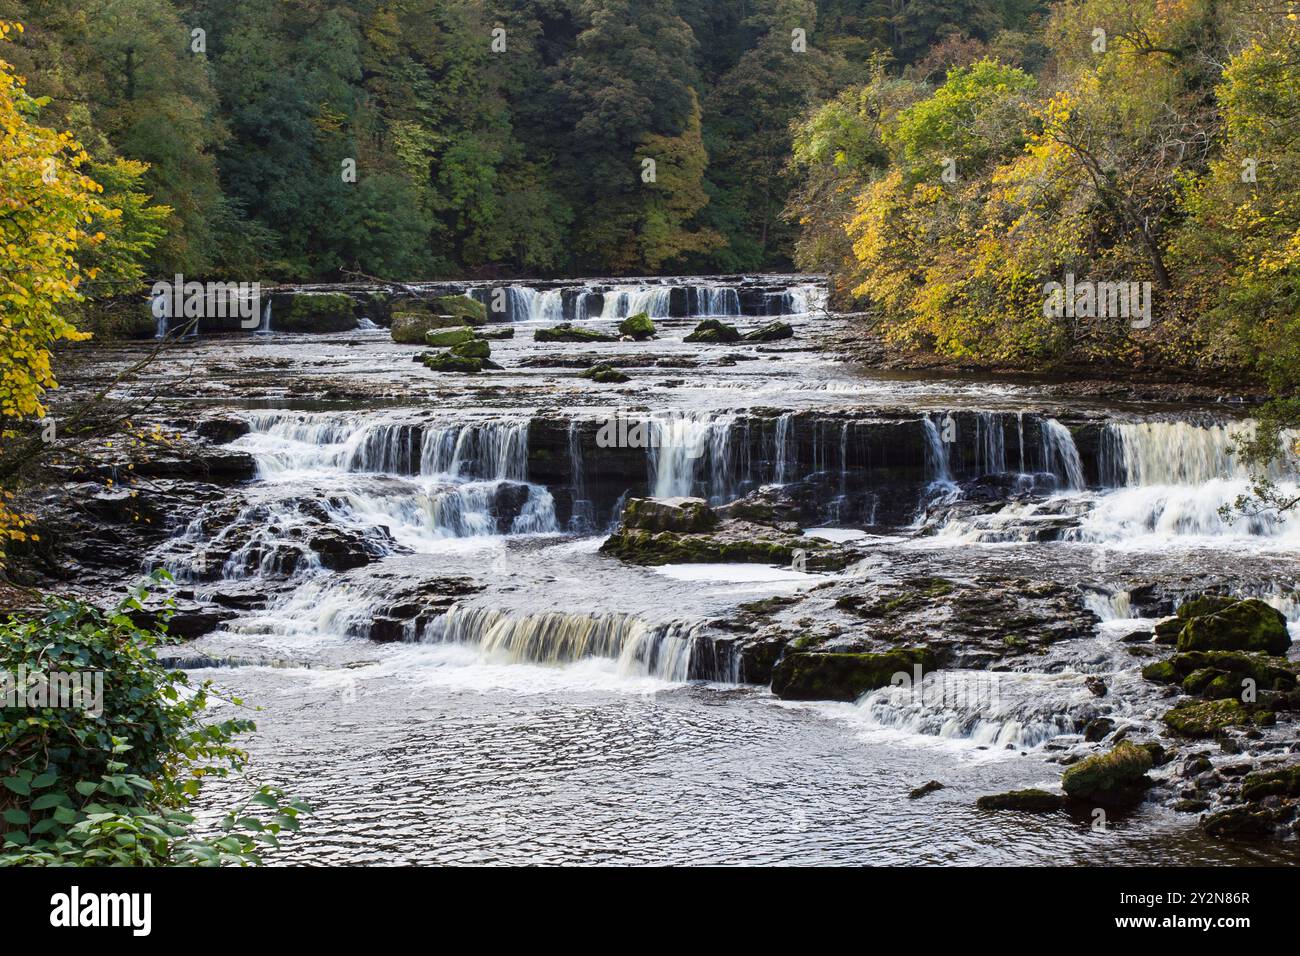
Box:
[393,313,467,343]
[684,319,741,343]
[976,789,1064,812]
[407,294,488,325]
[1141,660,1179,683]
[534,323,618,343]
[742,321,794,342]
[1060,742,1153,806]
[769,648,937,702]
[579,363,630,383]
[421,351,483,374]
[1240,765,1300,802]
[1162,699,1274,737]
[451,339,491,359]
[424,327,476,347]
[618,312,656,340]
[1176,598,1291,655]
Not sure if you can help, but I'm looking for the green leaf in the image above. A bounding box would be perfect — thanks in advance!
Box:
[2,777,32,796]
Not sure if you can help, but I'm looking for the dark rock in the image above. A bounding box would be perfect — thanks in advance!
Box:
[684,319,741,343]
[742,321,794,343]
[909,780,945,799]
[769,648,936,702]
[976,789,1065,812]
[1060,742,1153,806]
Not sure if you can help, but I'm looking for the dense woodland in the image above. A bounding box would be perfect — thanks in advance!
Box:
[1,1,1297,423]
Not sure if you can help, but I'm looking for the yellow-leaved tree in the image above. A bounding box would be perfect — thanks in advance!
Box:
[0,20,111,554]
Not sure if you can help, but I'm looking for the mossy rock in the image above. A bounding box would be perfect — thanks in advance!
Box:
[393,313,469,343]
[976,789,1064,812]
[684,319,742,344]
[277,293,357,332]
[421,351,483,374]
[1239,764,1300,802]
[1202,806,1279,838]
[622,497,717,533]
[475,326,515,340]
[618,311,656,340]
[425,327,477,347]
[742,321,794,343]
[395,294,485,324]
[451,339,491,359]
[1162,699,1274,737]
[534,323,619,343]
[1143,649,1294,693]
[769,648,937,702]
[1141,660,1179,683]
[1060,742,1153,806]
[579,363,630,383]
[1175,598,1290,656]
[1177,595,1240,619]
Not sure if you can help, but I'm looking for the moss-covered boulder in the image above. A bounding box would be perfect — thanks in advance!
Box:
[534,323,619,343]
[621,497,717,534]
[579,363,630,383]
[618,312,656,340]
[425,327,477,347]
[451,339,491,360]
[976,789,1065,812]
[277,293,357,333]
[432,294,487,325]
[421,351,483,374]
[1175,598,1290,655]
[770,648,937,702]
[1162,699,1274,737]
[1239,764,1300,802]
[600,526,827,567]
[684,318,742,343]
[393,313,469,343]
[742,321,794,342]
[1060,742,1153,806]
[1142,649,1295,696]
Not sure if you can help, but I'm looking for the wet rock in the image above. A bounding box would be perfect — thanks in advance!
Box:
[1143,650,1295,697]
[475,326,514,340]
[684,319,741,343]
[425,327,477,347]
[618,312,656,340]
[1240,764,1300,801]
[1202,806,1278,838]
[909,780,945,799]
[127,603,235,640]
[534,324,618,343]
[1060,742,1153,806]
[196,416,251,444]
[976,789,1065,812]
[742,321,794,343]
[769,647,936,702]
[1085,675,1109,697]
[422,351,483,374]
[393,313,471,343]
[1174,597,1291,656]
[451,339,491,360]
[1163,699,1275,737]
[579,363,630,384]
[1083,717,1115,742]
[621,497,717,534]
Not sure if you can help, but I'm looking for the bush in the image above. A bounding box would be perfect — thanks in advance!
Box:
[0,573,308,866]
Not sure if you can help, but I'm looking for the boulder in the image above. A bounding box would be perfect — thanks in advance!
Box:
[451,339,491,360]
[1060,742,1153,806]
[534,323,619,343]
[1162,699,1274,737]
[393,313,469,343]
[684,319,741,344]
[475,326,515,340]
[422,352,483,374]
[1176,598,1291,655]
[425,327,477,347]
[621,497,717,533]
[618,311,656,340]
[742,321,794,343]
[579,363,630,384]
[769,648,937,702]
[976,789,1065,812]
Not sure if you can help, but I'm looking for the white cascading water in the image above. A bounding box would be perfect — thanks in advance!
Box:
[1076,420,1300,544]
[421,606,699,681]
[646,413,737,500]
[855,671,1114,750]
[227,413,557,545]
[598,286,673,320]
[1040,419,1086,491]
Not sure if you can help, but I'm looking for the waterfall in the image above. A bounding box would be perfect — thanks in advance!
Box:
[257,299,272,335]
[647,413,737,500]
[693,286,740,316]
[421,606,700,681]
[567,420,595,533]
[773,413,795,483]
[1075,420,1300,543]
[855,671,1106,750]
[419,420,530,482]
[975,412,1006,475]
[921,415,953,484]
[598,286,672,319]
[1040,419,1085,490]
[153,290,170,339]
